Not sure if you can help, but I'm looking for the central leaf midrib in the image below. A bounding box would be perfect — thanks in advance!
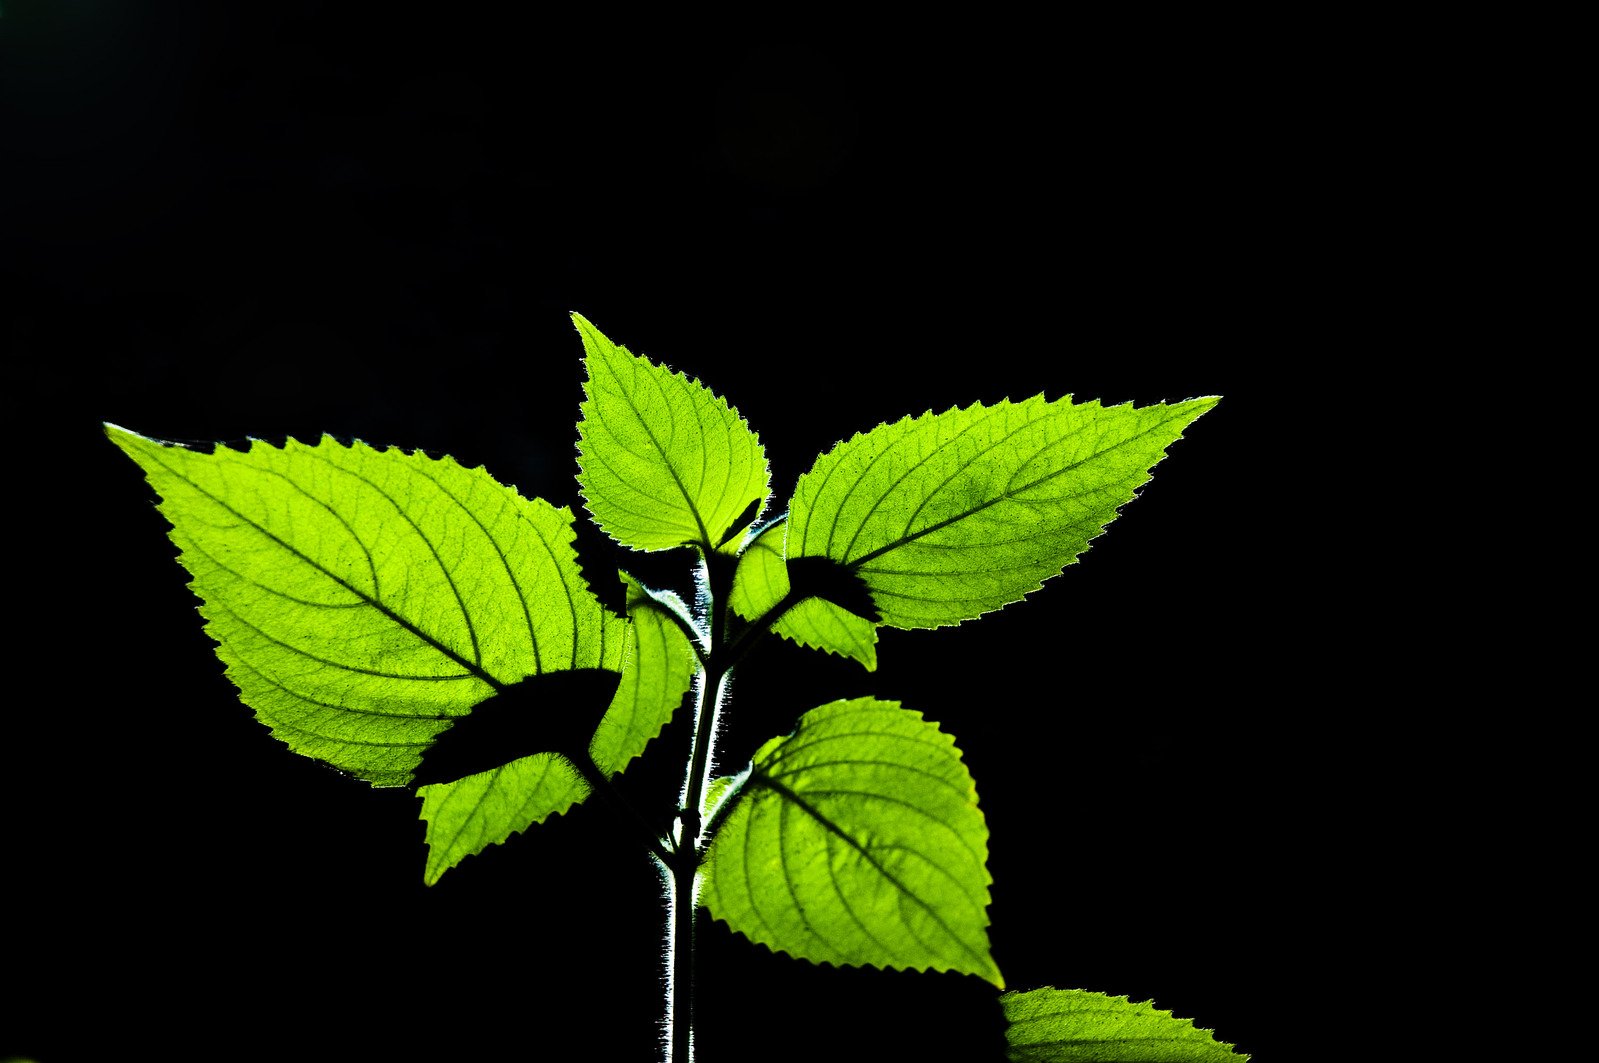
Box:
[299,446,484,670]
[211,579,477,683]
[600,350,714,549]
[755,773,992,973]
[844,403,1202,571]
[835,399,1014,562]
[146,443,500,690]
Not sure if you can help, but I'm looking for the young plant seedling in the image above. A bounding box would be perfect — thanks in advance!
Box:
[106,314,1246,1061]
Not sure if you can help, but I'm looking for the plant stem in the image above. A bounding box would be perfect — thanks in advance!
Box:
[667,826,699,1063]
[665,548,738,1063]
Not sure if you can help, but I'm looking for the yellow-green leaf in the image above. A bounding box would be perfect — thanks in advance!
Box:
[787,394,1217,628]
[105,425,625,786]
[729,522,878,670]
[574,314,770,552]
[417,574,695,883]
[1003,988,1249,1061]
[417,754,589,887]
[701,698,1001,986]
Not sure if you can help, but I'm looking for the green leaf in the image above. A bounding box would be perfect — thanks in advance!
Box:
[106,425,625,787]
[417,754,589,886]
[573,313,770,552]
[702,769,748,824]
[592,573,698,776]
[729,522,878,670]
[786,394,1218,628]
[1002,988,1249,1061]
[416,574,696,883]
[700,698,1001,986]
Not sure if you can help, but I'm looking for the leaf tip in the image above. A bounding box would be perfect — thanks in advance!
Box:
[103,421,162,448]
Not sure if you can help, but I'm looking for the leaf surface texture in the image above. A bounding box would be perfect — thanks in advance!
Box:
[416,583,694,882]
[574,314,769,551]
[418,754,589,886]
[1002,988,1249,1061]
[106,426,624,786]
[701,698,1000,985]
[787,394,1217,628]
[729,525,878,669]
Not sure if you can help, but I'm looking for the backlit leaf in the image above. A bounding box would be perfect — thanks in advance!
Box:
[700,698,1001,986]
[787,394,1217,628]
[418,754,589,886]
[416,574,696,883]
[574,313,770,552]
[106,425,625,787]
[593,573,698,776]
[1002,988,1249,1061]
[729,522,878,670]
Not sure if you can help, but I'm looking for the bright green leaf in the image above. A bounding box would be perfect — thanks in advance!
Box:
[1002,988,1249,1061]
[700,698,1001,986]
[416,574,695,883]
[787,394,1218,628]
[417,754,589,886]
[702,770,747,825]
[106,425,625,786]
[573,313,770,552]
[729,523,878,670]
[593,574,698,776]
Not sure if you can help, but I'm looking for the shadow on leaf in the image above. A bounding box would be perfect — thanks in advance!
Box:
[413,669,623,786]
[785,555,880,623]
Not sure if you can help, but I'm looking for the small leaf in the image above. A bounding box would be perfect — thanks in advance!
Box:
[700,698,1000,986]
[106,426,625,786]
[591,573,698,777]
[787,394,1218,628]
[417,754,589,887]
[1002,988,1249,1061]
[729,523,878,670]
[417,575,696,882]
[573,313,770,552]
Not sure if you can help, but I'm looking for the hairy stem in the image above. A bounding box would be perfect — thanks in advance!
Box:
[665,547,738,1063]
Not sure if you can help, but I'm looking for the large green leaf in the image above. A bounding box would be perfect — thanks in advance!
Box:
[700,698,1001,986]
[1002,988,1249,1061]
[106,425,625,787]
[573,313,770,552]
[786,394,1218,628]
[729,522,878,670]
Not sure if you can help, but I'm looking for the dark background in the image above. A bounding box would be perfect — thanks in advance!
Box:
[1,6,1376,1060]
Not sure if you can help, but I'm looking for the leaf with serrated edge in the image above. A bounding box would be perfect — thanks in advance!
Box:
[729,523,878,670]
[787,394,1218,628]
[700,698,1001,986]
[593,573,698,776]
[1002,988,1249,1061]
[418,754,588,886]
[416,574,696,883]
[573,313,770,552]
[105,425,625,786]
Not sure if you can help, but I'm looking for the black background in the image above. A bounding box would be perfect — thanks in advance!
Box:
[1,6,1368,1060]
